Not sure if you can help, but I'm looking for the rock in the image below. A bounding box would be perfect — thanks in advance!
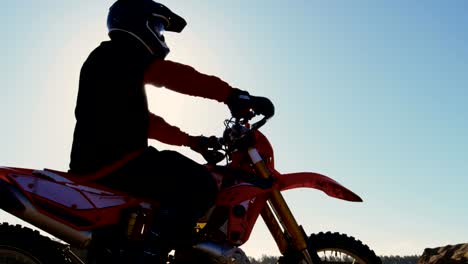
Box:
[417,243,468,264]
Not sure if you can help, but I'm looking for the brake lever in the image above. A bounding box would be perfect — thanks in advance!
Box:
[250,117,267,131]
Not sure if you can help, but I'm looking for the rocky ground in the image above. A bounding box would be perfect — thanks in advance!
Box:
[417,243,468,264]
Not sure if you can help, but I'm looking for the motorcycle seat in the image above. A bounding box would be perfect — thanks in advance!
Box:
[39,149,146,183]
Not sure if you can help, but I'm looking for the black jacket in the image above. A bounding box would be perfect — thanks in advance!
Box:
[70,38,151,174]
[70,36,234,175]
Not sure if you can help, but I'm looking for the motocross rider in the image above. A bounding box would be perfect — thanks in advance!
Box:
[69,0,271,261]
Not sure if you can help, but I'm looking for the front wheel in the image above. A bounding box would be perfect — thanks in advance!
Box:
[307,232,382,264]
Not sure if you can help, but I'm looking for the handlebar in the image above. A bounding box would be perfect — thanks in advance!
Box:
[203,113,273,165]
[202,97,275,165]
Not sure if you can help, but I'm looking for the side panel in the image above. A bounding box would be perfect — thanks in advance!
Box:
[213,183,270,245]
[0,167,145,230]
[0,168,93,247]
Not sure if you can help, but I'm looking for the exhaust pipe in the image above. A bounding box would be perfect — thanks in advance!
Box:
[193,241,251,263]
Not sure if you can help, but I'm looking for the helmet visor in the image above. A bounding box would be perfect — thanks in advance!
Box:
[148,17,166,39]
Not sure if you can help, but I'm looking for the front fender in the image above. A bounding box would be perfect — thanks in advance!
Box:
[275,171,362,202]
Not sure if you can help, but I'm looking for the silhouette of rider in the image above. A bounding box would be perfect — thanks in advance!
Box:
[69,0,271,261]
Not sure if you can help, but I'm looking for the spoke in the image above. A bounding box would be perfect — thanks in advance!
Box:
[317,249,361,264]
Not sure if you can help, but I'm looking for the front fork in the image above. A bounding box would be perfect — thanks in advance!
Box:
[248,148,315,264]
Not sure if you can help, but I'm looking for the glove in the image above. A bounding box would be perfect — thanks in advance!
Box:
[187,135,221,154]
[187,136,225,164]
[226,88,275,119]
[226,88,253,119]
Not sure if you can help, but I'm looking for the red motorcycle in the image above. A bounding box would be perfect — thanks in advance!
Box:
[0,110,381,264]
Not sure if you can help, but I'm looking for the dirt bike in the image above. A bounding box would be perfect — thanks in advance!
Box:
[0,108,382,264]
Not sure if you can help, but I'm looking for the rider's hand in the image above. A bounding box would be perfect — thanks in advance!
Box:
[226,88,275,119]
[187,135,221,154]
[226,88,253,119]
[188,135,224,164]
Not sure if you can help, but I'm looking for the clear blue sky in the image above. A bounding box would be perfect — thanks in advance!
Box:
[1,0,467,258]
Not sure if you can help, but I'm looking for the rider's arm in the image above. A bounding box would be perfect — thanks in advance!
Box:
[143,59,234,103]
[147,112,194,147]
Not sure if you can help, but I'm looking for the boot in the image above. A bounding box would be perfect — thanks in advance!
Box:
[142,228,171,264]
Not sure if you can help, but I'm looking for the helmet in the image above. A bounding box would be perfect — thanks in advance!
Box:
[107,0,187,59]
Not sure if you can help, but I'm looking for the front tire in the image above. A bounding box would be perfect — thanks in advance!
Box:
[0,222,70,264]
[307,232,382,264]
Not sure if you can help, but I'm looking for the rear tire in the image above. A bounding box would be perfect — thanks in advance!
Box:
[0,222,70,264]
[307,232,382,264]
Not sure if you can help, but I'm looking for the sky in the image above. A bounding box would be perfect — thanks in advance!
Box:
[1,0,467,259]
